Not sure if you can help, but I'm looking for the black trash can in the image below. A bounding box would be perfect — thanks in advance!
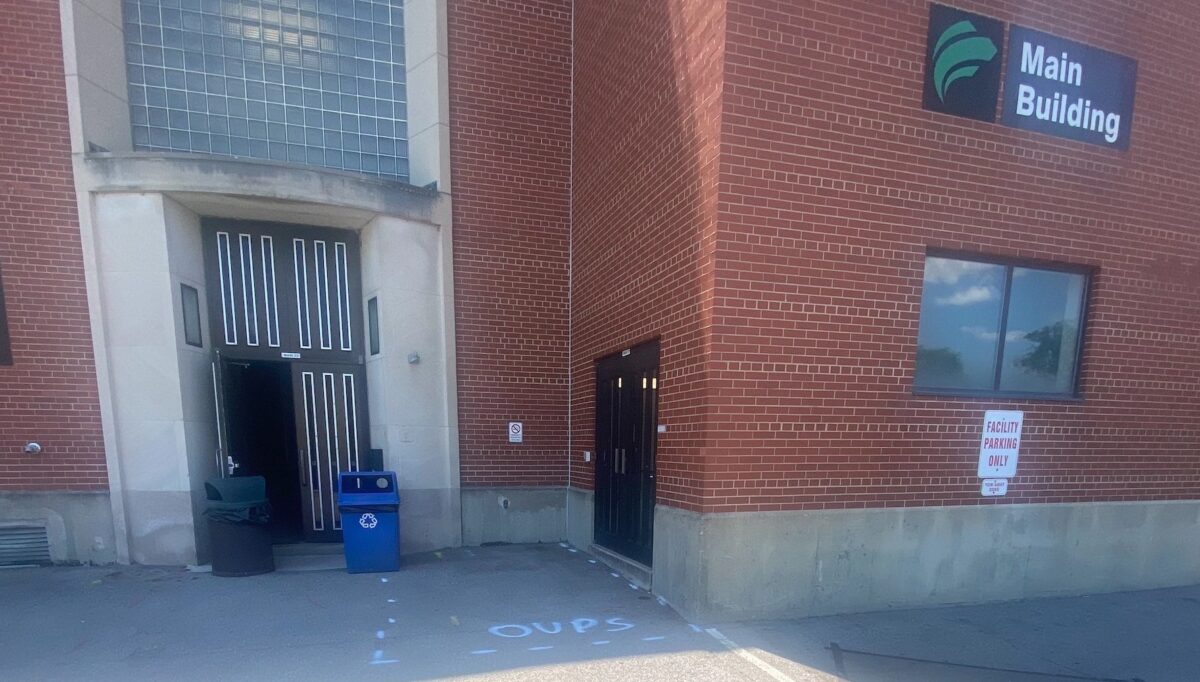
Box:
[204,476,275,577]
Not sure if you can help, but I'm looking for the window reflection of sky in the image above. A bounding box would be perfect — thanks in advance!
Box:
[917,258,1005,390]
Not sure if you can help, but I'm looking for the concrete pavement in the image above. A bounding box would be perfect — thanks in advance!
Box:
[1,543,1196,681]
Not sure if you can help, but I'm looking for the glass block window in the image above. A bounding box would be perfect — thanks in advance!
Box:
[123,0,409,182]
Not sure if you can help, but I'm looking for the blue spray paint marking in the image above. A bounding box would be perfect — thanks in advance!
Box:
[370,650,399,665]
[489,617,633,639]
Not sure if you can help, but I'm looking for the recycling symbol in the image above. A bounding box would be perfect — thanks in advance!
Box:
[359,513,379,529]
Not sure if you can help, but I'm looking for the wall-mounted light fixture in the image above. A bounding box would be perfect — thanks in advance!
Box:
[24,442,41,455]
[407,352,421,365]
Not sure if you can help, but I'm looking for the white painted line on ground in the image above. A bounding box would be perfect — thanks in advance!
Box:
[559,542,569,548]
[380,577,388,583]
[587,559,597,564]
[387,598,397,603]
[689,624,703,632]
[568,548,578,553]
[375,630,386,639]
[528,646,554,651]
[657,596,668,606]
[706,628,796,682]
[628,583,639,590]
[642,636,666,641]
[470,649,497,655]
[592,640,610,645]
[610,572,620,578]
[388,618,396,624]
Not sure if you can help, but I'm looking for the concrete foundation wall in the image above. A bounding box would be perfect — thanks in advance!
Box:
[0,492,116,564]
[565,487,594,550]
[654,501,1200,622]
[461,488,566,546]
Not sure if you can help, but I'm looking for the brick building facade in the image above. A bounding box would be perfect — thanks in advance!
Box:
[1,0,1197,620]
[0,0,107,493]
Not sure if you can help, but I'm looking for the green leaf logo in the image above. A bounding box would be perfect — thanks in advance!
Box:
[932,20,998,102]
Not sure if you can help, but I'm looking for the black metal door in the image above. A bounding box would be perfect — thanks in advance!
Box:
[292,362,369,542]
[202,219,364,365]
[594,341,659,566]
[203,219,369,543]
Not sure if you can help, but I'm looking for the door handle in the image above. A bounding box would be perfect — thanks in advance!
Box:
[225,455,240,477]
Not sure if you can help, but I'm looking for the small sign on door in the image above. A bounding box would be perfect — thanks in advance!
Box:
[508,422,523,443]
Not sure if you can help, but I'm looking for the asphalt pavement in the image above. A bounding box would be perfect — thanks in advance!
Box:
[2,543,1197,681]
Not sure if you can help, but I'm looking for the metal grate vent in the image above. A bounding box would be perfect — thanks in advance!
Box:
[0,525,51,566]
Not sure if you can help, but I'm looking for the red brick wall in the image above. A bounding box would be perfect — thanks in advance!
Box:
[448,0,573,487]
[0,0,107,491]
[571,0,725,509]
[708,0,1200,512]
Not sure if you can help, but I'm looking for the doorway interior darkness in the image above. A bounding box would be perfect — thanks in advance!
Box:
[594,340,660,566]
[220,359,302,544]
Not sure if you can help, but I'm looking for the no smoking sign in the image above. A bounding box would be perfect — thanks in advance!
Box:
[508,421,523,443]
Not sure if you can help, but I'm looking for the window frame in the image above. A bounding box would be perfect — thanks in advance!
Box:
[912,249,1093,401]
[367,296,380,356]
[180,283,204,348]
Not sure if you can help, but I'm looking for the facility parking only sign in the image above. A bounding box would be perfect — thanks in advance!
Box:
[978,410,1023,478]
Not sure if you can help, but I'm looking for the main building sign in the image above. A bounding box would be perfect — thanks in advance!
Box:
[923,4,1138,150]
[1001,26,1138,149]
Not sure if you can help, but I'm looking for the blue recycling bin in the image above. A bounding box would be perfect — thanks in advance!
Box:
[338,471,400,573]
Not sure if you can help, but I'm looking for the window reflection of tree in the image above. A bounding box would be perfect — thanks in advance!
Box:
[916,346,965,382]
[1014,322,1077,387]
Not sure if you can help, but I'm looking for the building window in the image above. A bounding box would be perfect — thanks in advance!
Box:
[914,253,1089,397]
[122,0,409,181]
[0,265,11,365]
[181,283,203,347]
[367,296,379,355]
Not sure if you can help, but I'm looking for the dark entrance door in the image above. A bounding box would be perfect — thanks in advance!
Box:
[204,219,369,543]
[594,341,659,566]
[292,362,369,542]
[213,356,368,543]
